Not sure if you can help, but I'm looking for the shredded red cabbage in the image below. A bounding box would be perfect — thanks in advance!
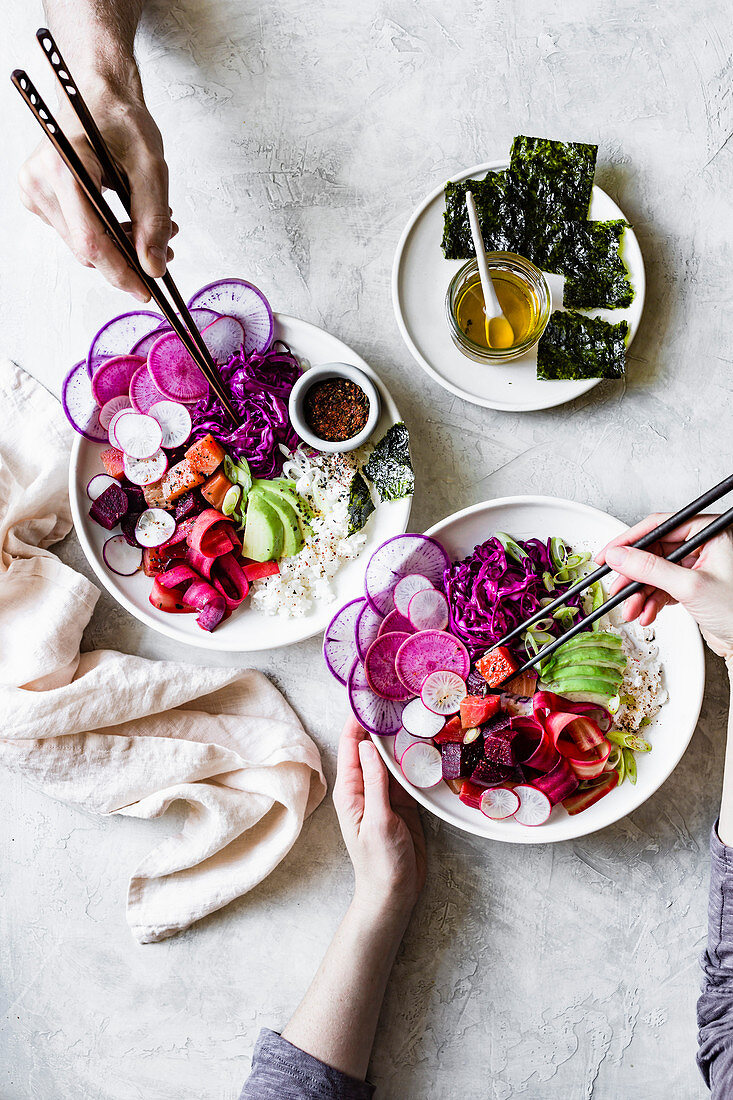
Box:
[189,341,300,477]
[444,535,584,659]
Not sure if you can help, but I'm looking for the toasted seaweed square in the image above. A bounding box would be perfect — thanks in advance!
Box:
[559,219,634,310]
[363,422,414,502]
[442,172,517,259]
[537,310,628,381]
[508,135,598,223]
[347,471,375,535]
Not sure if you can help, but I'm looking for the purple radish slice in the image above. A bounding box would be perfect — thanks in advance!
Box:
[147,330,210,404]
[408,588,449,632]
[134,508,177,547]
[201,315,245,364]
[394,630,470,696]
[513,785,552,827]
[148,400,192,448]
[91,354,144,407]
[420,670,467,716]
[347,661,404,737]
[129,364,168,414]
[123,449,168,486]
[356,602,383,661]
[187,278,274,357]
[131,325,171,358]
[365,534,450,616]
[400,697,446,739]
[378,608,414,637]
[87,311,162,377]
[324,597,364,685]
[365,632,413,701]
[480,787,520,821]
[114,412,163,459]
[394,729,425,762]
[108,407,136,447]
[400,742,443,788]
[86,473,120,501]
[99,395,132,430]
[393,574,433,617]
[102,535,142,576]
[61,361,107,442]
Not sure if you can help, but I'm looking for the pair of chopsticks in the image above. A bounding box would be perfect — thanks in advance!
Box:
[12,29,240,424]
[490,472,733,687]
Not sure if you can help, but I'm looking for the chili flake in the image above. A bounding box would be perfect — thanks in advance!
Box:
[304,378,369,443]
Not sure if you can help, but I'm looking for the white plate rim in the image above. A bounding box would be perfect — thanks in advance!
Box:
[391,158,647,413]
[370,494,705,844]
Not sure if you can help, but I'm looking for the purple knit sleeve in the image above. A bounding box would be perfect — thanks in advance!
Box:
[698,824,733,1097]
[240,1029,376,1100]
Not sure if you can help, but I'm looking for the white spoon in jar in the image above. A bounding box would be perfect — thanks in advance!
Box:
[465,191,515,349]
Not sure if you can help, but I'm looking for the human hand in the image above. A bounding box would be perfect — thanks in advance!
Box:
[18,65,174,302]
[597,513,733,661]
[332,717,427,922]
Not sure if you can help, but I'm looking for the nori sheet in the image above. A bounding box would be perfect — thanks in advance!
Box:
[560,219,634,310]
[363,422,414,502]
[507,135,597,223]
[347,471,375,535]
[537,310,629,381]
[442,172,514,259]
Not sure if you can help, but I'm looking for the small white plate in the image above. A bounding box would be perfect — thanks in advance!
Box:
[392,160,645,412]
[69,314,412,652]
[371,496,704,843]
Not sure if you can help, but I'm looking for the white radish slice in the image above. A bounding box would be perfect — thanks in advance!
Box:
[188,279,273,357]
[480,787,520,820]
[408,588,449,632]
[134,508,176,547]
[102,535,142,576]
[108,408,136,447]
[394,730,425,762]
[513,785,552,827]
[123,449,168,486]
[400,697,446,739]
[99,395,132,430]
[114,412,163,459]
[324,597,364,685]
[420,670,467,715]
[148,400,192,448]
[393,574,434,617]
[86,473,120,501]
[400,742,443,788]
[201,315,245,364]
[87,310,162,376]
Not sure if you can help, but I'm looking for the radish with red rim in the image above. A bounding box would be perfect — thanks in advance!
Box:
[187,279,274,357]
[114,412,163,459]
[86,473,120,501]
[356,602,383,661]
[513,785,552,826]
[347,661,404,736]
[102,535,143,576]
[394,630,469,696]
[400,697,445,738]
[480,787,520,820]
[365,534,449,616]
[99,395,132,430]
[108,408,135,447]
[149,401,192,448]
[135,508,177,547]
[394,729,426,762]
[201,315,245,364]
[364,632,412,701]
[324,597,364,685]
[420,669,467,715]
[91,354,144,407]
[129,364,168,414]
[393,574,433,617]
[400,742,442,788]
[123,449,168,486]
[62,361,107,442]
[147,330,210,404]
[87,310,162,376]
[408,588,449,632]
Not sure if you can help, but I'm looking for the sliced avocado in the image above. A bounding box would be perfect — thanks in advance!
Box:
[543,649,626,675]
[553,631,623,652]
[545,672,623,696]
[242,495,284,562]
[254,478,313,536]
[252,487,304,559]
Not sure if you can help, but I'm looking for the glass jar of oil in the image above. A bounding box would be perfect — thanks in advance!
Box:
[445,252,551,363]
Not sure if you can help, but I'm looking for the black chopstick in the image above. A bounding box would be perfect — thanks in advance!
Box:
[11,66,240,425]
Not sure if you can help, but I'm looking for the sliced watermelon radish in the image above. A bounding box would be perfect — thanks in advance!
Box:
[134,508,177,547]
[378,608,414,636]
[394,729,425,762]
[129,364,168,414]
[87,311,162,376]
[400,697,446,739]
[130,325,170,358]
[513,785,552,826]
[400,742,443,788]
[408,588,449,632]
[393,573,434,616]
[147,330,210,403]
[364,632,413,701]
[148,401,192,448]
[102,535,142,576]
[365,534,449,616]
[356,602,383,661]
[187,279,274,357]
[323,598,364,685]
[394,630,470,696]
[86,473,120,501]
[347,661,404,736]
[123,449,168,485]
[114,412,163,459]
[201,315,245,364]
[99,394,132,430]
[62,361,107,442]
[420,670,467,715]
[91,354,144,407]
[480,786,520,820]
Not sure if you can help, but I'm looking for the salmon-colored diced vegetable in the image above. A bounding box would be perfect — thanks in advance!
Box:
[433,715,463,744]
[475,645,519,688]
[142,546,168,577]
[161,459,206,503]
[201,469,233,510]
[143,480,168,508]
[184,434,225,476]
[459,694,500,729]
[100,447,125,479]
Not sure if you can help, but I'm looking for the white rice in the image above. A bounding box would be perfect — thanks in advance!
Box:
[609,619,668,732]
[250,446,367,618]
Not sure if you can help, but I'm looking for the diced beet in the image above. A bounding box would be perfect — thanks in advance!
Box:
[175,491,205,520]
[483,734,515,768]
[120,512,143,547]
[89,484,129,530]
[470,758,513,788]
[123,484,146,511]
[440,737,483,780]
[482,713,512,737]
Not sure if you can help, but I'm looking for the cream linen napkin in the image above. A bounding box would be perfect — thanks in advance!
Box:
[0,360,326,943]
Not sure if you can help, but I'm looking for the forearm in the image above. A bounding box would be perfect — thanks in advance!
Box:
[43,0,144,89]
[718,662,733,846]
[281,899,410,1081]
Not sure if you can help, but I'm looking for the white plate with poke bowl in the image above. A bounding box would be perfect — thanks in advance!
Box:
[324,495,704,842]
[65,278,413,651]
[392,134,645,412]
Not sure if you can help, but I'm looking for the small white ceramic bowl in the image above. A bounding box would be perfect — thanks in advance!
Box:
[288,362,381,453]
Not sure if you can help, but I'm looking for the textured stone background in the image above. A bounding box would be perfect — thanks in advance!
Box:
[1,1,732,1096]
